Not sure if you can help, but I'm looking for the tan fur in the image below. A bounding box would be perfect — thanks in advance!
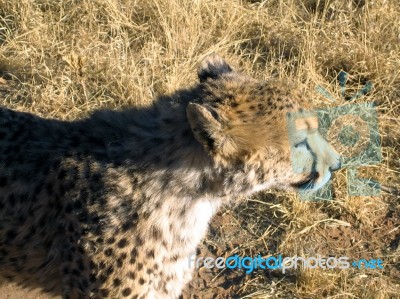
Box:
[0,54,340,299]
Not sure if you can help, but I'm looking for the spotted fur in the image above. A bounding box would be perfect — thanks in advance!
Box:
[0,54,340,298]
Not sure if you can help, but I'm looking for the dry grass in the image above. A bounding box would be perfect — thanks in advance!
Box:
[0,0,399,298]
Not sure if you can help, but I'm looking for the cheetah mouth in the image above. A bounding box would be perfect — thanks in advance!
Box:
[291,172,320,190]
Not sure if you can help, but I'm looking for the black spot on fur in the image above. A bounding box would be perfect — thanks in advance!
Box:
[105,265,114,275]
[122,288,132,296]
[130,248,137,264]
[121,220,134,232]
[116,257,123,267]
[127,271,136,280]
[90,273,97,283]
[146,249,155,258]
[151,227,161,240]
[99,274,107,283]
[135,236,143,246]
[106,237,115,244]
[100,288,109,297]
[104,248,113,256]
[113,278,121,286]
[117,238,128,248]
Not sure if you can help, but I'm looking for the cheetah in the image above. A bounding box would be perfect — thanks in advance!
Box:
[0,54,341,298]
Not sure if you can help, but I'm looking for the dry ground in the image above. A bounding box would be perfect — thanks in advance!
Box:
[0,0,399,298]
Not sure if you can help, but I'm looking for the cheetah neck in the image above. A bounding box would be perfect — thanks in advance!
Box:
[78,90,270,208]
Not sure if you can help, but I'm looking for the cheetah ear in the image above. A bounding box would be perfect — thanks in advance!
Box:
[186,103,221,151]
[198,53,233,82]
[186,103,237,157]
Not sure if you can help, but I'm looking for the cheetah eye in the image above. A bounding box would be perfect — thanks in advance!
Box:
[291,172,319,190]
[294,139,307,148]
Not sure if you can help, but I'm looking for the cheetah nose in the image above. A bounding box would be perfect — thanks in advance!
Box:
[329,161,342,172]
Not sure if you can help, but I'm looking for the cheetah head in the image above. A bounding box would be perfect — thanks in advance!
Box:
[186,54,341,194]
